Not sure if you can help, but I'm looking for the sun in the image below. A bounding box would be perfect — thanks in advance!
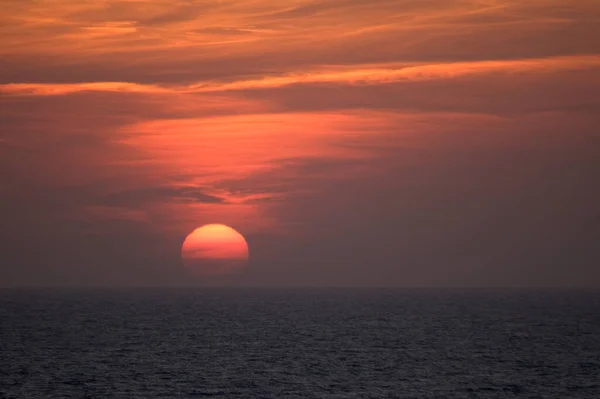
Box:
[181,224,249,276]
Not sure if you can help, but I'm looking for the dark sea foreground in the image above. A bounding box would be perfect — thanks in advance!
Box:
[1,288,599,398]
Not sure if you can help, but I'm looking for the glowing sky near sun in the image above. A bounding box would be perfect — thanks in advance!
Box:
[1,0,599,286]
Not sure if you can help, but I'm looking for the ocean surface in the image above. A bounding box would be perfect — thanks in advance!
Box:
[1,288,599,398]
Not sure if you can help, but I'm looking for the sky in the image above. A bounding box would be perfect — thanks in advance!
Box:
[1,0,599,287]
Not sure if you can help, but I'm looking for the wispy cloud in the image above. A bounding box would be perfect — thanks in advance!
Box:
[2,0,599,85]
[3,55,599,96]
[0,82,170,95]
[186,55,600,92]
[2,0,599,276]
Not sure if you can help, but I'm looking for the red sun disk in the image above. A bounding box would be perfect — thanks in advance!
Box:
[181,224,249,276]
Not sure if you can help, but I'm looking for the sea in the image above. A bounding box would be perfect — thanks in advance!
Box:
[1,288,599,398]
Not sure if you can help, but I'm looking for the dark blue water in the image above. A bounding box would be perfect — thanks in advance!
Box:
[1,289,599,398]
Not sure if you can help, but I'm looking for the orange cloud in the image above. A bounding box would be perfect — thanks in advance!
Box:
[186,55,600,92]
[3,0,598,80]
[116,112,380,182]
[2,0,599,241]
[110,109,413,236]
[3,55,599,96]
[0,82,170,96]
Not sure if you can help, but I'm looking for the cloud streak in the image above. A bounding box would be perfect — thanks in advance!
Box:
[3,55,599,96]
[2,0,600,286]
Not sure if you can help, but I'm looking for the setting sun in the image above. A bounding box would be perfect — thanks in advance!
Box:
[181,224,249,276]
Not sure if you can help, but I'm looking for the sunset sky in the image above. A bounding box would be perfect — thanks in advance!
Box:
[1,0,599,286]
